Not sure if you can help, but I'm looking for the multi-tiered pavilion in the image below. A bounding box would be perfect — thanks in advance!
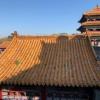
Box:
[78,5,100,36]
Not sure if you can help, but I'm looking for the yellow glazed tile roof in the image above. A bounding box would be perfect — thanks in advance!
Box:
[0,41,10,49]
[84,6,100,16]
[0,35,99,87]
[84,31,100,36]
[82,21,100,26]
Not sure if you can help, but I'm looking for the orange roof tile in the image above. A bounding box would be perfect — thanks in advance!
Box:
[0,41,10,49]
[0,35,99,87]
[84,6,100,16]
[84,31,100,36]
[81,21,100,26]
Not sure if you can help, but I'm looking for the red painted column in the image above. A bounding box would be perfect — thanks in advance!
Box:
[41,87,47,100]
[0,88,2,100]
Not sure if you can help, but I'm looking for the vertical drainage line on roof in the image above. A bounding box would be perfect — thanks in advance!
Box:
[85,31,97,60]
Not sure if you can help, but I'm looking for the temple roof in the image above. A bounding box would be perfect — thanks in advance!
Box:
[81,21,100,26]
[0,41,10,49]
[0,34,99,87]
[84,5,100,16]
[79,6,100,23]
[85,31,100,36]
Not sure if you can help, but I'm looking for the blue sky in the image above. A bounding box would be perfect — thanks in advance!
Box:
[0,0,99,37]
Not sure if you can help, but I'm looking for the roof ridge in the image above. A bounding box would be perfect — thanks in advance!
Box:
[13,34,86,41]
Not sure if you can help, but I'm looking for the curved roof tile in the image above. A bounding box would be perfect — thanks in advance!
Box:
[0,35,100,87]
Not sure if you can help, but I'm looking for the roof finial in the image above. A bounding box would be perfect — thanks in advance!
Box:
[96,4,99,8]
[11,31,18,37]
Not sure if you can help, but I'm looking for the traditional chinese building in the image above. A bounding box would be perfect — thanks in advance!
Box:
[78,5,100,61]
[0,6,100,100]
[78,5,100,35]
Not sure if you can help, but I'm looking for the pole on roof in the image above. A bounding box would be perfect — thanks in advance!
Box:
[96,4,99,8]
